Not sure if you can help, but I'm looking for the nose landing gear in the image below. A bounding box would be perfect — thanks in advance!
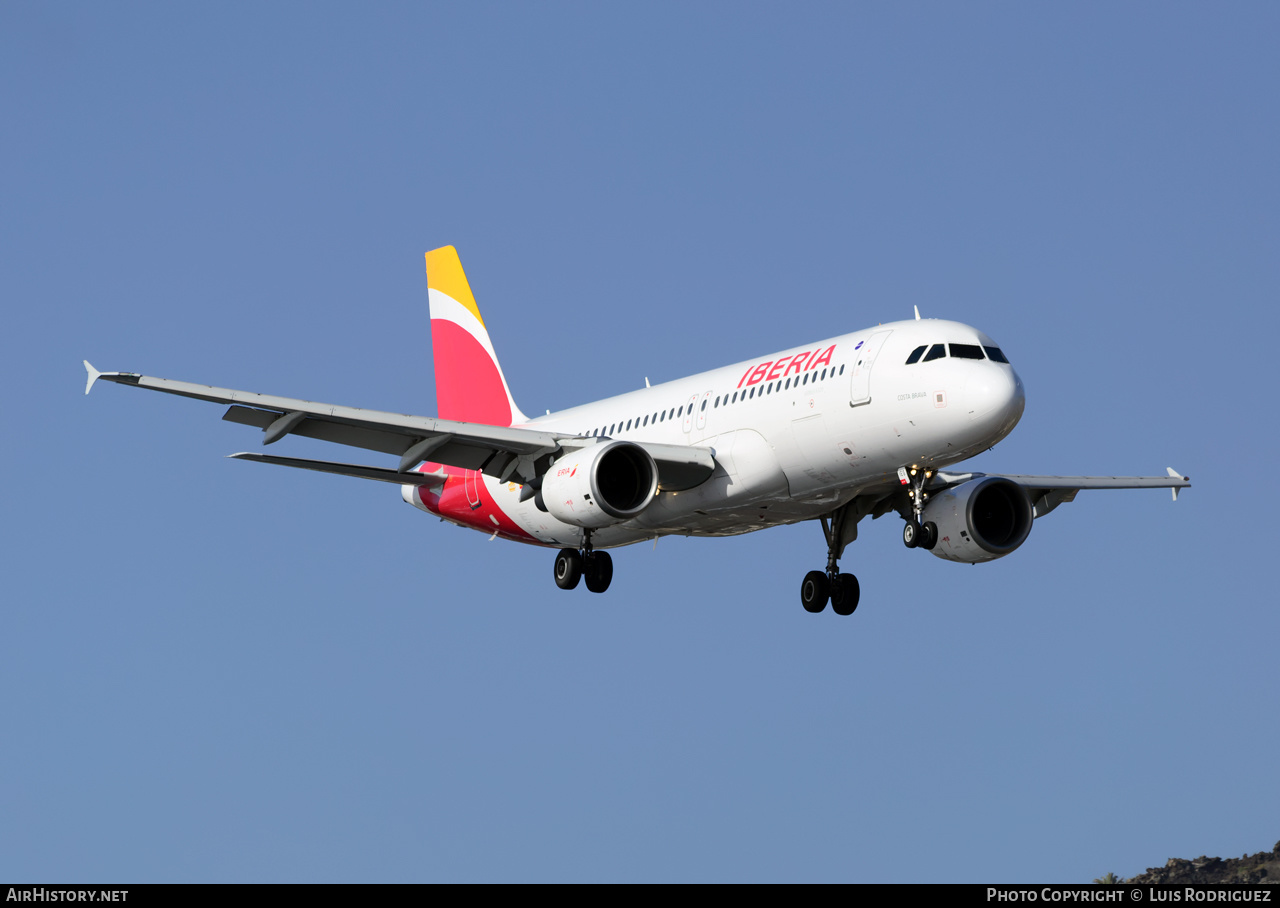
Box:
[552,531,613,593]
[800,505,861,616]
[901,466,938,551]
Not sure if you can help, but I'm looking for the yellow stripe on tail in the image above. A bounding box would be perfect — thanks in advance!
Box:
[425,246,485,329]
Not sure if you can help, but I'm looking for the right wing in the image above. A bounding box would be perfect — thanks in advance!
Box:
[931,468,1191,516]
[84,362,714,490]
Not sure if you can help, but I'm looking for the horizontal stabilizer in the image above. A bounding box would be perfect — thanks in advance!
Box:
[229,452,444,486]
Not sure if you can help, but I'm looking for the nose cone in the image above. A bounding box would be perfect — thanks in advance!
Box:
[966,365,1025,435]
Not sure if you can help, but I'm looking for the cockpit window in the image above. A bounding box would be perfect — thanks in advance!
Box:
[922,343,947,362]
[905,345,926,365]
[984,346,1009,364]
[949,343,985,360]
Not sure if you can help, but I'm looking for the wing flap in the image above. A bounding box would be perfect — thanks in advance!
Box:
[228,452,445,486]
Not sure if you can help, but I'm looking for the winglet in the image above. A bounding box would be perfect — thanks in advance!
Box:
[914,305,921,321]
[1167,466,1188,501]
[83,360,102,395]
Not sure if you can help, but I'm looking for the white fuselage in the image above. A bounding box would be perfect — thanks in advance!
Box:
[406,318,1026,549]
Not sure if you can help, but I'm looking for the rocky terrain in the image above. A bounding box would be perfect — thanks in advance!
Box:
[1115,841,1280,885]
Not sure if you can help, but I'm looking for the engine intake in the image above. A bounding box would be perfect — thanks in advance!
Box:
[922,477,1034,563]
[540,441,658,529]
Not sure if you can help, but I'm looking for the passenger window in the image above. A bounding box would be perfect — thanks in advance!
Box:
[906,345,927,364]
[626,419,632,430]
[923,344,946,362]
[839,364,845,375]
[642,415,649,426]
[820,369,827,380]
[984,346,1010,364]
[950,344,985,360]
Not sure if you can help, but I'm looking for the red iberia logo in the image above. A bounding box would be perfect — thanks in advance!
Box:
[736,345,836,388]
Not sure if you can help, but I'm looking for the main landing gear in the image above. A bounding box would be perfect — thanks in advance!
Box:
[800,506,860,616]
[901,466,938,551]
[553,531,613,593]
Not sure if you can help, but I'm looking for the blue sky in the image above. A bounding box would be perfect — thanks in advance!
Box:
[2,2,1277,882]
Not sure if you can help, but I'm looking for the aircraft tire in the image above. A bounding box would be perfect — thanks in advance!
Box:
[903,521,920,549]
[801,570,829,613]
[584,551,613,594]
[920,521,938,551]
[554,548,582,590]
[830,573,860,616]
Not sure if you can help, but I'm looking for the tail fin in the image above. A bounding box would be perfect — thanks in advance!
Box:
[425,246,528,427]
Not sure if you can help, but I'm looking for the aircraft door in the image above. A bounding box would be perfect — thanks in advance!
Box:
[695,391,712,432]
[849,330,893,407]
[464,469,483,510]
[681,394,699,433]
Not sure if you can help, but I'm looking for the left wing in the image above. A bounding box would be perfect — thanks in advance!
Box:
[86,361,561,483]
[930,468,1191,516]
[85,358,716,489]
[84,362,714,490]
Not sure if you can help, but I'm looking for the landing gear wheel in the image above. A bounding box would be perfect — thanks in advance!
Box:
[801,570,830,613]
[903,520,921,549]
[553,548,582,590]
[920,521,938,551]
[830,573,860,616]
[584,551,613,593]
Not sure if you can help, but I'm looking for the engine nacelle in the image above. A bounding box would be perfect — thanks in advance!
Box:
[541,441,658,529]
[922,477,1034,563]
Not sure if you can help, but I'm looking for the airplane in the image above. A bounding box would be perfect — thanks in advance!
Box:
[84,245,1190,615]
